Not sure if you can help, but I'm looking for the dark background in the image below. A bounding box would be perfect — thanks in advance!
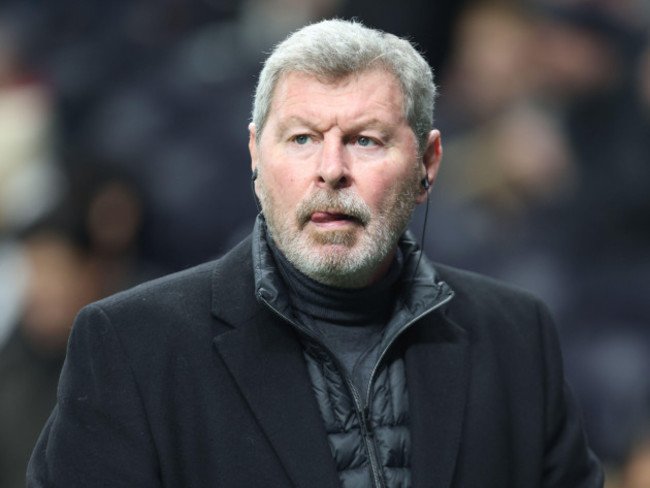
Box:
[1,1,648,486]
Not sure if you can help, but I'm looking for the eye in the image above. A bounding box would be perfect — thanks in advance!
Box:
[356,136,377,147]
[293,134,312,145]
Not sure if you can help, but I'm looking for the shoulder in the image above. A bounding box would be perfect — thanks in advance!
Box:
[94,236,253,319]
[434,262,543,312]
[93,259,216,320]
[75,236,253,344]
[429,264,565,392]
[432,262,552,344]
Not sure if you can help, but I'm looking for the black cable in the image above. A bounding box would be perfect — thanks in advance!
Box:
[409,185,430,284]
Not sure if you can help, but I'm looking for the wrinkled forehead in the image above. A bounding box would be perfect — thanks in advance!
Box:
[270,68,406,115]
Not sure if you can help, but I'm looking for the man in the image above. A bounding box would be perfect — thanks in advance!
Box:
[28,19,603,487]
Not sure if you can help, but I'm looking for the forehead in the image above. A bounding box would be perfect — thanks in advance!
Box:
[269,69,406,123]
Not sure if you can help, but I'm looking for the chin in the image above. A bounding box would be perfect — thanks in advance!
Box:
[292,241,385,287]
[306,225,360,247]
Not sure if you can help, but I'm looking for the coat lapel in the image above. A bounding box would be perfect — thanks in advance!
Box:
[210,240,341,488]
[406,311,470,488]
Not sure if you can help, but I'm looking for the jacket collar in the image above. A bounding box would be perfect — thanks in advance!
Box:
[406,308,470,488]
[210,232,342,488]
[250,215,456,331]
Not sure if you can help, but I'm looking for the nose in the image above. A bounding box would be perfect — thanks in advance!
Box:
[317,136,351,189]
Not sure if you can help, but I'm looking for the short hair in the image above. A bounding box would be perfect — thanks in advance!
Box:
[251,19,436,153]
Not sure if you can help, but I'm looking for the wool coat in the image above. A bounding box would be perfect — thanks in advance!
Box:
[27,234,603,487]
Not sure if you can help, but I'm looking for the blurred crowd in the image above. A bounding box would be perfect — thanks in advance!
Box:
[0,0,648,486]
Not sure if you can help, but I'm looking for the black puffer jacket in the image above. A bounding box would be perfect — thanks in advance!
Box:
[303,341,411,488]
[255,228,453,488]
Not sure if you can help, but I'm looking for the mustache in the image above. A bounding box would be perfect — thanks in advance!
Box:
[296,190,372,227]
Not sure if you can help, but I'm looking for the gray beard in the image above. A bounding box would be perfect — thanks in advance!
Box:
[257,175,419,288]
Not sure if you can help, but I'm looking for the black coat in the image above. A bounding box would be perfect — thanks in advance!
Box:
[28,235,603,487]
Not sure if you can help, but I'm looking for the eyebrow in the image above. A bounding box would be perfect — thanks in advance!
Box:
[276,116,316,135]
[348,119,393,135]
[277,116,394,138]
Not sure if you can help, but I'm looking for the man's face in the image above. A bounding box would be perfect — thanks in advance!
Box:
[249,69,441,288]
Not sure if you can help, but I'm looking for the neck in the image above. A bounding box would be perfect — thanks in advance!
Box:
[365,248,398,287]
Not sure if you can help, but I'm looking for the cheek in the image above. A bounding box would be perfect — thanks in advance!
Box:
[364,168,419,212]
[260,167,304,211]
[360,175,401,207]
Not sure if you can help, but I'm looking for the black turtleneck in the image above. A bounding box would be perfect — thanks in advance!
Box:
[266,233,404,395]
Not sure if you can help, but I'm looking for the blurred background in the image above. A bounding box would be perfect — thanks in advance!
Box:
[0,0,648,486]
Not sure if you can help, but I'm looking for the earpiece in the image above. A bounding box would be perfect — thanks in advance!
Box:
[251,168,258,181]
[410,175,431,284]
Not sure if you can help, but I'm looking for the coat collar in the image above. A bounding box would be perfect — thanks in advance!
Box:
[210,235,341,488]
[406,310,469,488]
[210,222,470,488]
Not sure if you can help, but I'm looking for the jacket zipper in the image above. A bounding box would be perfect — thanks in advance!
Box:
[360,405,384,488]
[360,290,454,488]
[257,287,453,488]
[363,290,454,407]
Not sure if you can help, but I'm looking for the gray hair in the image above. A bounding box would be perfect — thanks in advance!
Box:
[251,19,437,153]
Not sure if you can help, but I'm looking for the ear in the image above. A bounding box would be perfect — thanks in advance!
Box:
[415,129,443,205]
[248,122,261,199]
[248,122,258,175]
